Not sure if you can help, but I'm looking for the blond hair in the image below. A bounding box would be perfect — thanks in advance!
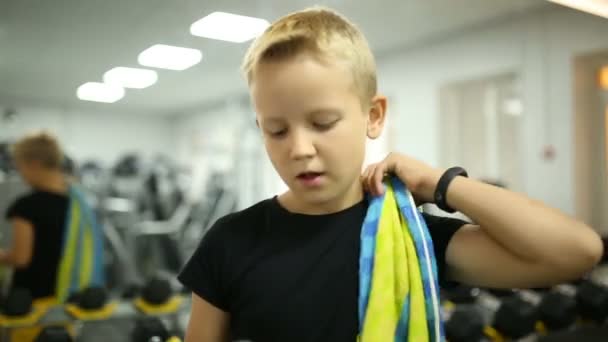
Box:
[242,6,377,104]
[11,131,64,169]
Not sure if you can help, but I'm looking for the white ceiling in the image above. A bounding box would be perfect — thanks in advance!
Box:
[0,0,551,115]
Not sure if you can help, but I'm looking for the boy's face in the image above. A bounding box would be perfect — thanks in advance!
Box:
[15,159,40,186]
[251,53,386,211]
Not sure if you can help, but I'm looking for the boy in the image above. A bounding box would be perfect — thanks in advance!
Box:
[178,7,603,341]
[3,132,70,298]
[4,132,104,300]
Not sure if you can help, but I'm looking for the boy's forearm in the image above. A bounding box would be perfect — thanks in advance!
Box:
[444,176,603,270]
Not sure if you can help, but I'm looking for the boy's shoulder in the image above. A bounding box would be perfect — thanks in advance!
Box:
[5,190,39,219]
[9,189,43,208]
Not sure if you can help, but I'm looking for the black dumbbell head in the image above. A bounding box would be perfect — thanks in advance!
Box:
[78,287,108,310]
[576,280,608,323]
[132,317,169,342]
[445,307,485,342]
[2,288,33,316]
[493,295,538,339]
[444,285,480,304]
[538,291,577,330]
[34,326,73,342]
[487,288,517,298]
[142,278,172,305]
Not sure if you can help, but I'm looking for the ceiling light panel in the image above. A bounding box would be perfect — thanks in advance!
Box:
[190,12,270,43]
[103,67,158,89]
[77,82,125,103]
[138,44,203,71]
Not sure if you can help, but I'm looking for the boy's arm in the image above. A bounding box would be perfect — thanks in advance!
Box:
[0,218,34,268]
[443,175,602,287]
[185,293,230,342]
[363,153,603,288]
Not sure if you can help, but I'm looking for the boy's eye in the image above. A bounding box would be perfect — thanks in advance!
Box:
[268,129,287,137]
[313,121,337,130]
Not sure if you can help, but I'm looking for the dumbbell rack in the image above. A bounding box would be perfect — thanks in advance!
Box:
[0,294,191,342]
[442,264,608,342]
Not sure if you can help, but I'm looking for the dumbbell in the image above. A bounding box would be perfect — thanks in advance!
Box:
[537,290,578,331]
[575,279,608,324]
[442,285,485,342]
[69,286,108,310]
[496,288,578,333]
[445,306,485,342]
[486,288,517,298]
[34,326,73,342]
[65,286,115,322]
[132,317,170,342]
[134,277,184,319]
[474,290,539,340]
[443,285,480,305]
[142,278,173,305]
[492,294,538,339]
[1,288,33,317]
[491,286,585,337]
[513,281,605,333]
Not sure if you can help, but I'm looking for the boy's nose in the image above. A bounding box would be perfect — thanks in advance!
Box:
[289,131,316,160]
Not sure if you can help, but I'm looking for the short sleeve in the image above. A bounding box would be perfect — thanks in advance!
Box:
[177,217,230,312]
[5,196,34,221]
[422,212,467,287]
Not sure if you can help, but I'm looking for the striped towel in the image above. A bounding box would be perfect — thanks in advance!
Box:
[358,176,444,341]
[55,184,105,302]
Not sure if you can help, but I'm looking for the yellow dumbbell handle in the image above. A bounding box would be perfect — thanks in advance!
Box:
[484,326,505,342]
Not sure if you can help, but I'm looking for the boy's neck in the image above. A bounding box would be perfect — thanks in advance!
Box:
[32,171,67,194]
[279,182,365,215]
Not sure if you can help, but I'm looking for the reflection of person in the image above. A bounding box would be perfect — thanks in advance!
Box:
[3,132,104,300]
[178,7,603,341]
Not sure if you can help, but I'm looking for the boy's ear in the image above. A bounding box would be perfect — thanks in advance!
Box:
[366,94,387,139]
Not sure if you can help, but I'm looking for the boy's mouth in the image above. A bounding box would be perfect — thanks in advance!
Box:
[296,171,325,186]
[296,171,324,179]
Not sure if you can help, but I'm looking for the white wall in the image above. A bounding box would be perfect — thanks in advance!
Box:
[171,101,288,207]
[0,106,174,167]
[573,54,608,234]
[378,6,608,216]
[172,102,246,203]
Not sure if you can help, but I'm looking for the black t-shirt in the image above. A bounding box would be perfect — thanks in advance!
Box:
[5,190,68,299]
[178,197,466,342]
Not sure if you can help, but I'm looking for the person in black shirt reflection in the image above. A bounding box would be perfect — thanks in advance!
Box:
[3,132,103,300]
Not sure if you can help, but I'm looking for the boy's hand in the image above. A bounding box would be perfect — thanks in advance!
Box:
[361,152,443,204]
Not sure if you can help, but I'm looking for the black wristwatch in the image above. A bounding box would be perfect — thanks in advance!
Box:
[434,166,468,213]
